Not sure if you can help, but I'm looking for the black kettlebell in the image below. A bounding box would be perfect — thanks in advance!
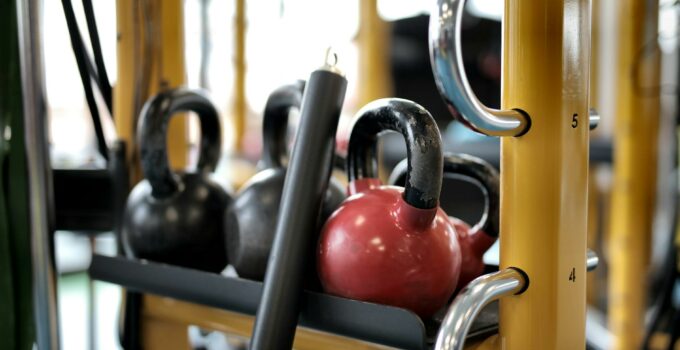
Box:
[122,88,231,272]
[225,81,345,280]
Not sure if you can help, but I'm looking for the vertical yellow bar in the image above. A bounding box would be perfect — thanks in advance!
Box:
[356,0,391,107]
[156,0,188,169]
[115,0,189,345]
[232,0,246,152]
[608,0,660,348]
[499,0,590,349]
[587,168,600,305]
[115,0,188,175]
[114,0,136,174]
[587,0,600,306]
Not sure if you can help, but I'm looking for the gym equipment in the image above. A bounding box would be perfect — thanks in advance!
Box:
[357,0,391,106]
[435,268,528,350]
[0,1,37,347]
[226,81,345,281]
[114,2,190,348]
[232,0,246,152]
[90,254,435,349]
[389,152,499,288]
[318,98,460,318]
[249,52,348,350]
[430,0,530,137]
[17,0,60,347]
[430,0,591,348]
[122,88,230,272]
[608,1,661,348]
[0,23,16,348]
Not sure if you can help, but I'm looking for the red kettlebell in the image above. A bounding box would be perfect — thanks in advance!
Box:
[318,98,459,318]
[388,153,500,289]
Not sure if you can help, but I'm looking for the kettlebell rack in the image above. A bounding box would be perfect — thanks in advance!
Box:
[13,0,626,347]
[89,254,500,349]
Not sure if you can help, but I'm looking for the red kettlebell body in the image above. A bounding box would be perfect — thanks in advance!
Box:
[388,153,501,291]
[319,178,461,317]
[449,217,495,289]
[318,98,461,318]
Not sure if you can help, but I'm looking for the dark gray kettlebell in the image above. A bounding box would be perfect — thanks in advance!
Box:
[225,81,345,280]
[122,88,231,273]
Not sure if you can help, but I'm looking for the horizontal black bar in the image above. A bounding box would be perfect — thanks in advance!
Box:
[89,255,427,349]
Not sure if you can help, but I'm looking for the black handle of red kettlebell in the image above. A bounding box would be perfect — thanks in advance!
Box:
[260,81,305,169]
[138,88,221,199]
[347,98,443,209]
[389,153,500,237]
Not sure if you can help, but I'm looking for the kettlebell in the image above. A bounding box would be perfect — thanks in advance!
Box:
[226,82,345,280]
[318,98,460,318]
[388,152,500,289]
[122,88,231,272]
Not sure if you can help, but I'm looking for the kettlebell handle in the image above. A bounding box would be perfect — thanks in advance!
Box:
[138,88,221,199]
[261,81,305,169]
[347,98,443,210]
[388,153,500,237]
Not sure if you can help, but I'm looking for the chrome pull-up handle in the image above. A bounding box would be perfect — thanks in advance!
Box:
[435,268,528,350]
[429,0,531,137]
[436,250,596,350]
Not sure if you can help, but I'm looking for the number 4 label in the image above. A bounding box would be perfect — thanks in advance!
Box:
[569,267,576,282]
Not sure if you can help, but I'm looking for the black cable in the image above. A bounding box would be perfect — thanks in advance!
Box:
[61,0,109,161]
[82,41,100,84]
[82,0,113,116]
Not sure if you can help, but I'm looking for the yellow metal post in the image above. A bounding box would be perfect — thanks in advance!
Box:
[232,0,246,152]
[608,0,660,348]
[587,168,600,305]
[115,0,188,175]
[115,0,189,346]
[499,0,591,349]
[150,0,188,169]
[356,0,391,107]
[114,0,137,176]
[587,0,600,306]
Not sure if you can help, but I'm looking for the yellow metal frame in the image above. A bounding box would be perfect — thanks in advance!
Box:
[232,0,246,152]
[114,0,137,177]
[587,0,600,306]
[499,0,591,349]
[608,0,660,348]
[356,0,391,107]
[114,0,188,175]
[115,1,190,347]
[150,0,188,169]
[140,295,389,349]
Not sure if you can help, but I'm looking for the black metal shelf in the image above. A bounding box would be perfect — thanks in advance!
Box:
[89,255,499,349]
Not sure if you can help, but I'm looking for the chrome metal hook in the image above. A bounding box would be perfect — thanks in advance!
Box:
[435,268,528,350]
[429,0,530,137]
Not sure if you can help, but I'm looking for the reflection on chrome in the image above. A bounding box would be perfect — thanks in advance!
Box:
[429,0,530,137]
[434,268,527,350]
[587,249,599,272]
